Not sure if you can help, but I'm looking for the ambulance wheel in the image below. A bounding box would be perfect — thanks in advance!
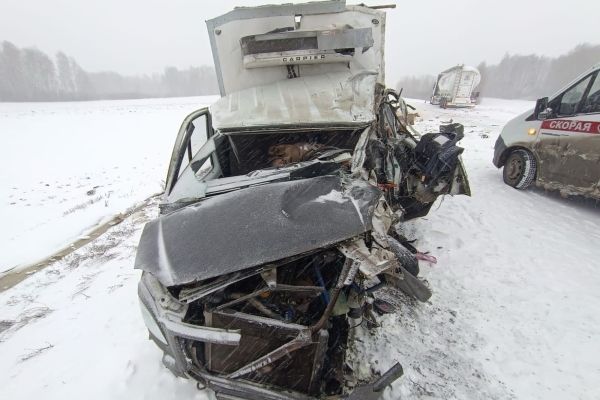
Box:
[503,149,537,189]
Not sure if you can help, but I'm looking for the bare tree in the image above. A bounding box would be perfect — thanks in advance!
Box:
[56,51,75,98]
[1,41,26,101]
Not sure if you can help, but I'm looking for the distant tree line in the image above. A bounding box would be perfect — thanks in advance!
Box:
[0,41,219,101]
[397,43,600,101]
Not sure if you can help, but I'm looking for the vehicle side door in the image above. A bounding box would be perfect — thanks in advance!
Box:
[165,108,218,197]
[534,71,600,194]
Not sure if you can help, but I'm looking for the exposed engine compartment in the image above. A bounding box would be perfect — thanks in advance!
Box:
[181,250,348,395]
[144,233,421,399]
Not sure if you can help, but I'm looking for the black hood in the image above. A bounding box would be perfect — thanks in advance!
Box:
[134,175,381,287]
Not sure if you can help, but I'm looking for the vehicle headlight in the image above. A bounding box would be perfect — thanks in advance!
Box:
[139,300,167,345]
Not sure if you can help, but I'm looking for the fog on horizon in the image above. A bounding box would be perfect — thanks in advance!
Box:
[0,0,598,86]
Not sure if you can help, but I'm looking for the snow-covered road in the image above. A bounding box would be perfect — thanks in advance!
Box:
[353,99,600,399]
[1,98,599,400]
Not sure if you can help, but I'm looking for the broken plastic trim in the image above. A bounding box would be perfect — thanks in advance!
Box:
[338,239,397,277]
[139,273,242,346]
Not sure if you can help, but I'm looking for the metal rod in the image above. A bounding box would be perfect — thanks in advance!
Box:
[179,268,262,304]
[365,4,397,10]
[215,287,270,310]
[373,362,404,392]
[226,332,312,379]
[248,298,283,321]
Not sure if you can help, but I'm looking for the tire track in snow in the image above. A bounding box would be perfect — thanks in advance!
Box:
[0,193,161,292]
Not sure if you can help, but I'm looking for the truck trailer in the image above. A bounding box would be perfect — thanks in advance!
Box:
[430,64,481,108]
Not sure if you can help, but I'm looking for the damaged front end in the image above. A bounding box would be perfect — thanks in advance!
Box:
[138,255,413,400]
[137,245,406,400]
[136,175,426,399]
[136,175,430,399]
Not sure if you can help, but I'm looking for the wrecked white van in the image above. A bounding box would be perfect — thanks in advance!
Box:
[134,2,470,399]
[493,63,600,198]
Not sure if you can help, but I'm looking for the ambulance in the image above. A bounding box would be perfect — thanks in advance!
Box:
[493,62,600,199]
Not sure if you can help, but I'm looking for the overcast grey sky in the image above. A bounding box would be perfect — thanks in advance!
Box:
[0,0,598,85]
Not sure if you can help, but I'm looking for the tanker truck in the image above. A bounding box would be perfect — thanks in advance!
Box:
[430,64,481,108]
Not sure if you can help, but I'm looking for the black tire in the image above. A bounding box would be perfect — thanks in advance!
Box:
[387,237,419,277]
[503,149,537,189]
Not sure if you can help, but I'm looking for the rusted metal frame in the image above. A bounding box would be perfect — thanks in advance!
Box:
[205,309,315,383]
[207,257,352,382]
[226,330,313,379]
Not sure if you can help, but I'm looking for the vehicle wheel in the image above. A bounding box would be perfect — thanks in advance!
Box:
[387,237,419,276]
[503,149,537,189]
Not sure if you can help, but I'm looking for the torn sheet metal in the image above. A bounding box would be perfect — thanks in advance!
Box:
[135,175,381,287]
[210,72,377,130]
[338,239,397,278]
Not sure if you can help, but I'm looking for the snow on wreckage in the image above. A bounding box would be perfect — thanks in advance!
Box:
[134,2,471,399]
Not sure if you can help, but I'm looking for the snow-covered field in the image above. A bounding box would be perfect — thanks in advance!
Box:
[0,96,217,273]
[1,97,599,400]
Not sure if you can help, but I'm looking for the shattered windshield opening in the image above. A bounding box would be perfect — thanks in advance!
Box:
[164,125,370,209]
[172,127,362,188]
[224,129,362,175]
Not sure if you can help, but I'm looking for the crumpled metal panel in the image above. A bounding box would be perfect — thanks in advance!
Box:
[134,175,381,287]
[210,72,377,130]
